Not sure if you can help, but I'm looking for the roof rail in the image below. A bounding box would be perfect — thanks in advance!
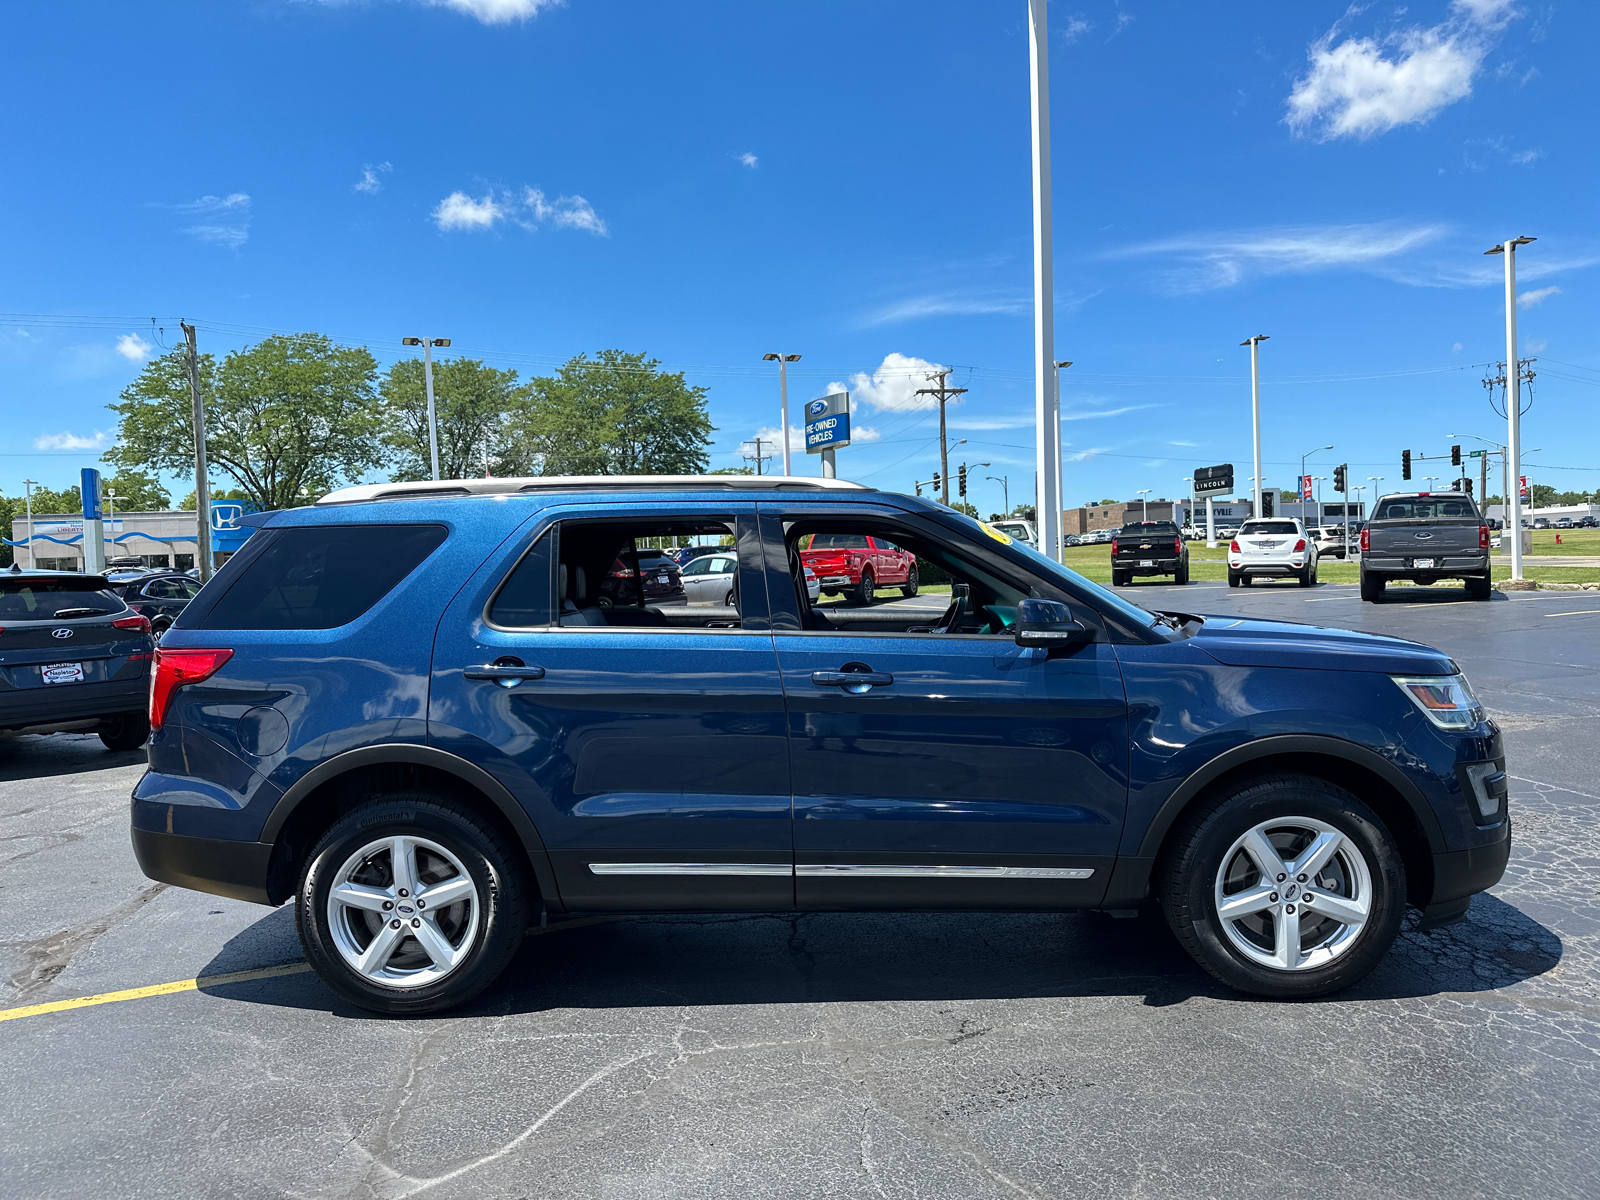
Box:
[316,475,874,506]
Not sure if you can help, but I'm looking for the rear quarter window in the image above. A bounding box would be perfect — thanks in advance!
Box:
[195,524,447,630]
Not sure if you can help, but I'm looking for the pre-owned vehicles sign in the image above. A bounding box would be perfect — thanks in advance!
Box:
[805,392,851,453]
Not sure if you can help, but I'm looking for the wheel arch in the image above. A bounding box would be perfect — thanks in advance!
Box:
[1136,736,1443,908]
[260,744,562,909]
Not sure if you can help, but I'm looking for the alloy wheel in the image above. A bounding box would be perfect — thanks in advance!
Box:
[327,835,480,988]
[1212,816,1372,972]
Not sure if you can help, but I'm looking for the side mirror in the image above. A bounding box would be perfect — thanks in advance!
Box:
[1014,598,1091,648]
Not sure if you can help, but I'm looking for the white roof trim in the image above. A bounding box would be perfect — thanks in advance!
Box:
[317,474,871,506]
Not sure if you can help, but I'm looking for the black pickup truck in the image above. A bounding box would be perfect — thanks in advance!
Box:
[1359,491,1491,602]
[1111,520,1189,586]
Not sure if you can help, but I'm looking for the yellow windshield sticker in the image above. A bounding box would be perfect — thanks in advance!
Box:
[979,523,1013,546]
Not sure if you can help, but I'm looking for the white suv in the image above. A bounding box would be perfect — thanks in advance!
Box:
[1310,525,1350,560]
[1228,518,1318,588]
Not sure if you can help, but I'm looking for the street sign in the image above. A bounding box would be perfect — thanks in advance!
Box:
[1193,464,1234,495]
[804,392,851,453]
[1470,449,1484,458]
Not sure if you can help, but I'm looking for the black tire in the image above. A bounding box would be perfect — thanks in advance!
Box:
[1159,772,1406,999]
[1240,575,1253,587]
[98,712,150,752]
[853,570,875,607]
[151,619,172,644]
[1360,573,1384,602]
[1112,570,1128,587]
[1175,563,1189,585]
[1467,575,1492,601]
[724,588,735,606]
[1227,571,1240,589]
[296,792,530,1015]
[901,565,919,598]
[1298,564,1314,588]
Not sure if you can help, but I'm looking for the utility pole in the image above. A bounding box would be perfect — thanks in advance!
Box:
[741,437,774,476]
[1029,0,1061,562]
[402,337,452,481]
[915,370,968,505]
[1241,335,1269,517]
[762,353,802,475]
[22,479,37,569]
[180,321,213,583]
[1485,236,1535,579]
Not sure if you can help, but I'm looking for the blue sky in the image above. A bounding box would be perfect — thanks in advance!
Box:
[2,0,1596,516]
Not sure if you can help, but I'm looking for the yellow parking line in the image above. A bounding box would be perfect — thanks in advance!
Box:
[0,962,312,1024]
[0,915,620,1025]
[1548,609,1600,617]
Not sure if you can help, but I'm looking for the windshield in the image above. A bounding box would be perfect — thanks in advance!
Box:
[1374,497,1479,520]
[1241,521,1299,535]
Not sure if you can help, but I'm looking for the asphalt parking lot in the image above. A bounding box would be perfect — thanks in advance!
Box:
[3,581,1598,1199]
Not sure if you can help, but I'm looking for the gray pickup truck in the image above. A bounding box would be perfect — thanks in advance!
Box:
[1359,491,1491,602]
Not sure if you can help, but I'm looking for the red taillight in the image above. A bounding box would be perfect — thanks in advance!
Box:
[112,614,151,634]
[149,647,233,731]
[1360,528,1370,553]
[1479,524,1490,549]
[1229,540,1241,553]
[1174,537,1183,556]
[1111,539,1120,555]
[1293,538,1307,552]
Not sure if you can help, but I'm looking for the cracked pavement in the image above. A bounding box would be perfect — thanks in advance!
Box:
[1,583,1596,1198]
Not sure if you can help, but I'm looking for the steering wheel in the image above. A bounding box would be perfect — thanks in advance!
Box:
[932,587,969,634]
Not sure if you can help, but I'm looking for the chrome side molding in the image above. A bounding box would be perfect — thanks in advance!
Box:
[587,863,791,877]
[587,862,1095,881]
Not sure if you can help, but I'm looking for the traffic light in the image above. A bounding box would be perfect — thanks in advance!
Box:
[1451,444,1462,467]
[932,471,942,494]
[958,464,968,497]
[1333,463,1347,492]
[1401,450,1412,480]
[914,481,922,497]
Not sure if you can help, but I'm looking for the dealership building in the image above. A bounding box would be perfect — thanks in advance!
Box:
[8,502,255,572]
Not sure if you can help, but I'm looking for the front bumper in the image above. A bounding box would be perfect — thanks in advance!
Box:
[1419,820,1511,928]
[131,824,273,905]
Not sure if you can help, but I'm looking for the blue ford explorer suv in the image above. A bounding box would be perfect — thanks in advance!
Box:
[131,477,1511,1014]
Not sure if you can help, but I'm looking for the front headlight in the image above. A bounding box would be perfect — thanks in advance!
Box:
[1391,673,1485,730]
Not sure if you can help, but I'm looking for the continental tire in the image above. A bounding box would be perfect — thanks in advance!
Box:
[296,792,530,1015]
[1160,773,1405,999]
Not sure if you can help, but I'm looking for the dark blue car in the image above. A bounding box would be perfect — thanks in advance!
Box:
[131,477,1510,1013]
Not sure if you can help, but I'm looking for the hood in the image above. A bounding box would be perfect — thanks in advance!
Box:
[1189,615,1456,675]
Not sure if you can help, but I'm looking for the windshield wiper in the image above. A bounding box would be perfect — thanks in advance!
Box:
[48,607,114,619]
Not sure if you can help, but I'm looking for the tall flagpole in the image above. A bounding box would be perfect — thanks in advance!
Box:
[1028,0,1060,561]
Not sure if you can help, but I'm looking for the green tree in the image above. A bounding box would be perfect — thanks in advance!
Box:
[511,350,714,476]
[108,334,384,511]
[102,468,170,511]
[710,466,754,475]
[178,486,252,510]
[379,357,527,482]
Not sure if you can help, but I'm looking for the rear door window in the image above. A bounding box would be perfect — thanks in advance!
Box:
[195,524,446,630]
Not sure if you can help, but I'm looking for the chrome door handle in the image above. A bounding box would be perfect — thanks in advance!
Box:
[811,669,893,689]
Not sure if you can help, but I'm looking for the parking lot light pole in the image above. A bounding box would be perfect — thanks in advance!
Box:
[762,353,802,475]
[1300,444,1331,526]
[1136,488,1151,521]
[1241,335,1269,515]
[1486,236,1535,580]
[22,479,37,568]
[402,337,452,481]
[986,474,1010,516]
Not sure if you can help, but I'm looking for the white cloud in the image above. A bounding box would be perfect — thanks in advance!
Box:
[355,162,393,193]
[433,191,506,231]
[1110,222,1445,292]
[1518,285,1560,308]
[1067,446,1112,462]
[173,192,251,247]
[827,353,950,414]
[1168,440,1199,448]
[860,290,1030,328]
[1061,16,1091,43]
[523,187,607,235]
[1062,404,1153,422]
[429,0,563,24]
[1453,341,1464,351]
[115,334,152,362]
[35,429,110,451]
[1524,338,1547,352]
[736,152,758,169]
[1286,0,1521,141]
[1510,148,1544,164]
[754,425,806,454]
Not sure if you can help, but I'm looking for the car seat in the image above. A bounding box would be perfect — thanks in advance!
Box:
[558,564,608,627]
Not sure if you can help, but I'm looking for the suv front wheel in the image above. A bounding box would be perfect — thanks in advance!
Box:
[1160,773,1405,998]
[296,793,530,1014]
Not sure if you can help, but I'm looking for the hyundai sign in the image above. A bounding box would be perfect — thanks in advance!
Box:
[804,392,851,453]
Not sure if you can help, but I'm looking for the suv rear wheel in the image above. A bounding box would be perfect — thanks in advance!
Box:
[296,793,530,1015]
[1160,773,1404,998]
[99,712,150,752]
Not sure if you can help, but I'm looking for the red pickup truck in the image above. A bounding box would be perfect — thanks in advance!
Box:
[799,533,919,605]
